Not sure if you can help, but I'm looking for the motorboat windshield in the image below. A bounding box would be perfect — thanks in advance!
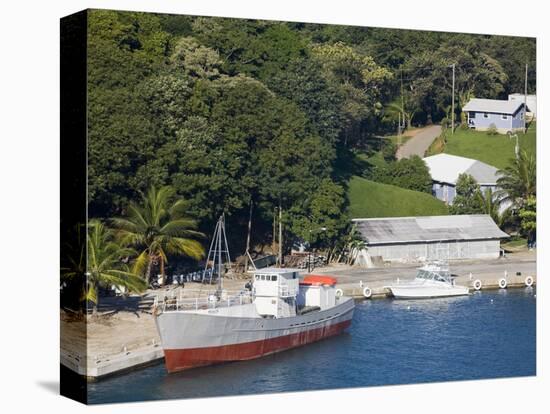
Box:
[416,262,453,284]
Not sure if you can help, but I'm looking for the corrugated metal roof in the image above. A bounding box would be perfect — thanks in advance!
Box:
[462,98,523,114]
[352,215,508,245]
[423,153,500,185]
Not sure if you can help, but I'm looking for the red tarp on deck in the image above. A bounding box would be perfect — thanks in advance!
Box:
[300,275,337,286]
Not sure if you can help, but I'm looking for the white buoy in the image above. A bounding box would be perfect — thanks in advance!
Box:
[362,286,372,298]
[498,278,507,289]
[473,279,482,291]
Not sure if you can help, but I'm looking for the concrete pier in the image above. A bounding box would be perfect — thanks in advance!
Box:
[314,251,536,299]
[336,273,536,299]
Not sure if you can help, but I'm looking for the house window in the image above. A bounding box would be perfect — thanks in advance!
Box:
[501,114,509,120]
[483,113,489,119]
[520,112,525,120]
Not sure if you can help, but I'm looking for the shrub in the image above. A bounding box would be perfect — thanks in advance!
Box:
[371,156,432,193]
[486,123,498,135]
[440,116,451,129]
[381,140,397,162]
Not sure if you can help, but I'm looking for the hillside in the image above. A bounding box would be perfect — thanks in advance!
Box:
[348,176,449,219]
[442,123,536,169]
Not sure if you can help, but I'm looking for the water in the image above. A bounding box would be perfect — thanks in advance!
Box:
[88,288,536,404]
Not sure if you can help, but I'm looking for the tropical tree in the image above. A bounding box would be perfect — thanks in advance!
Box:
[60,224,87,311]
[449,174,484,215]
[383,97,418,131]
[519,196,536,247]
[348,238,367,265]
[496,150,536,209]
[87,220,147,312]
[112,186,205,284]
[479,187,501,226]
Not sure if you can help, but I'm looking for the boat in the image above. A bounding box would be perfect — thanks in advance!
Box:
[385,261,469,299]
[153,216,355,373]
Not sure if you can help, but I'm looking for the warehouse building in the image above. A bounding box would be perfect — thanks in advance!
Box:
[352,215,508,266]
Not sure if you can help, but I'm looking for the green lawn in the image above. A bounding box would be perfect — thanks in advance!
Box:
[348,176,449,218]
[443,123,536,169]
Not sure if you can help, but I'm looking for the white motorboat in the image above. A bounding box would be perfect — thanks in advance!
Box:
[386,261,469,299]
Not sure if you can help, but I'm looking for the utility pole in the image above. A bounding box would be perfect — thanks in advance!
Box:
[401,68,405,129]
[278,201,283,267]
[451,63,455,134]
[397,112,401,145]
[523,63,529,134]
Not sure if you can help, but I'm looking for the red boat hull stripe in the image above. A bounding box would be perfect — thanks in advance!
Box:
[164,319,352,373]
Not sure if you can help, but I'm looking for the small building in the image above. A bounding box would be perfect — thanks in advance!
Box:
[462,98,527,134]
[352,215,508,265]
[423,153,500,205]
[508,93,537,118]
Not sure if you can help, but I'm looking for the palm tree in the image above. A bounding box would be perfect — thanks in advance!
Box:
[496,149,536,209]
[478,187,501,226]
[348,238,367,265]
[60,223,87,312]
[87,220,147,312]
[383,100,417,131]
[112,186,205,284]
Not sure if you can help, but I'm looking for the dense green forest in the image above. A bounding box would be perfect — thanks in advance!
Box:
[87,10,536,260]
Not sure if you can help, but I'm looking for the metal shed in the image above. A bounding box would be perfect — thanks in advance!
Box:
[352,215,508,265]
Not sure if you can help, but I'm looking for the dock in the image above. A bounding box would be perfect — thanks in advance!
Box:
[336,272,536,299]
[61,252,535,380]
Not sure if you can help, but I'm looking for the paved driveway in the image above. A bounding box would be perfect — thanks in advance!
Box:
[396,125,442,159]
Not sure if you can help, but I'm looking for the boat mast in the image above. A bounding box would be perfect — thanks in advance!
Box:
[217,214,223,292]
[202,214,231,295]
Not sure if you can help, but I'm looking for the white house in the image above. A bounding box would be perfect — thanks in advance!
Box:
[423,154,500,205]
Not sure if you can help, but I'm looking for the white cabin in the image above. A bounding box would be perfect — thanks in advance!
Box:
[251,269,339,319]
[252,268,300,318]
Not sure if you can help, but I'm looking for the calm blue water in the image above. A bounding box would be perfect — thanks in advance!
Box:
[88,288,536,404]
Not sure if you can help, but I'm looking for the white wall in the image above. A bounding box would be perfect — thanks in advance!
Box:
[365,240,501,264]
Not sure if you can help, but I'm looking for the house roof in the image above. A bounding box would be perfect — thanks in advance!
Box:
[462,98,524,115]
[423,153,500,185]
[352,215,509,245]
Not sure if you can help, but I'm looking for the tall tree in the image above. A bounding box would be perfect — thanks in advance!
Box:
[112,186,205,284]
[479,187,502,226]
[496,150,536,209]
[86,220,147,312]
[519,196,536,246]
[449,174,484,215]
[312,42,392,146]
[402,36,508,122]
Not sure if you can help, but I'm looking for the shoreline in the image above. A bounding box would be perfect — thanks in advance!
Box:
[61,252,536,380]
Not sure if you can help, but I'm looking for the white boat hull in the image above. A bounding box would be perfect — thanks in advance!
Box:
[155,296,355,372]
[388,281,469,299]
